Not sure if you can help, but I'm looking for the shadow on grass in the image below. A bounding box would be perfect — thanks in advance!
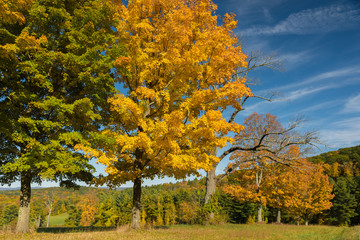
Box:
[153,226,170,229]
[37,226,117,233]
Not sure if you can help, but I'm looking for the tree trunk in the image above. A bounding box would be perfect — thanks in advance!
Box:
[36,215,41,228]
[16,172,32,233]
[131,177,142,229]
[205,167,216,204]
[205,167,216,222]
[257,203,262,223]
[46,204,52,227]
[276,208,281,223]
[305,213,309,226]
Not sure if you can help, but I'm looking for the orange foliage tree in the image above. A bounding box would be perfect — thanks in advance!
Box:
[283,160,334,225]
[77,0,250,228]
[222,113,319,223]
[222,153,272,223]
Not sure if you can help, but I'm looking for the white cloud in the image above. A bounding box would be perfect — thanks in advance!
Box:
[344,93,360,113]
[272,65,360,93]
[242,4,360,36]
[281,50,313,69]
[299,100,340,113]
[320,117,360,148]
[287,85,337,101]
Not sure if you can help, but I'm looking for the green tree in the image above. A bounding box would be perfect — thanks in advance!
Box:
[0,204,18,227]
[329,177,358,226]
[65,205,82,227]
[0,0,122,233]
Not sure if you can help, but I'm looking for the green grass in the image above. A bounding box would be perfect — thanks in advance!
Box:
[1,224,359,240]
[49,213,69,227]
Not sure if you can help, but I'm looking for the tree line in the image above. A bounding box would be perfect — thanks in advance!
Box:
[2,142,360,229]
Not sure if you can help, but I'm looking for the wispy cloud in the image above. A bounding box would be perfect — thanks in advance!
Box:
[287,84,338,101]
[241,85,337,115]
[320,117,360,148]
[242,4,360,36]
[343,93,360,113]
[281,50,313,69]
[273,65,360,92]
[299,100,340,113]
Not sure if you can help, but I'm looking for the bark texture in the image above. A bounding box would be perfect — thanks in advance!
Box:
[276,208,281,223]
[16,173,31,233]
[305,213,309,226]
[257,203,263,223]
[131,177,142,229]
[205,167,216,204]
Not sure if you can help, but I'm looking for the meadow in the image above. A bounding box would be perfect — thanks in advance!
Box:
[1,224,359,240]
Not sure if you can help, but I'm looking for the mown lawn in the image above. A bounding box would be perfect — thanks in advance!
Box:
[1,224,359,240]
[49,213,69,226]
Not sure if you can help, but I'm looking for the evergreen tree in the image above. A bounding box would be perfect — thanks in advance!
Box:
[329,177,358,226]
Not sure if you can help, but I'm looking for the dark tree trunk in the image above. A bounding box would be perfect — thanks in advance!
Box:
[205,167,216,221]
[131,177,142,229]
[257,203,262,223]
[205,167,216,204]
[16,172,32,233]
[276,208,281,223]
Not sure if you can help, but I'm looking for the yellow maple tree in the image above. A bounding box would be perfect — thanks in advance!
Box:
[76,0,250,228]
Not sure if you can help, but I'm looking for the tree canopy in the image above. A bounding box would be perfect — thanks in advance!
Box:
[0,0,122,232]
[76,0,250,228]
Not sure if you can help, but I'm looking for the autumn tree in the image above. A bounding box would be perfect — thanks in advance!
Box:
[213,113,318,221]
[77,0,250,229]
[0,0,122,233]
[222,158,270,223]
[283,161,333,226]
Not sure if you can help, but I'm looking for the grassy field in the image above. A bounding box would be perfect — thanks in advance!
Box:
[1,224,359,240]
[49,213,69,227]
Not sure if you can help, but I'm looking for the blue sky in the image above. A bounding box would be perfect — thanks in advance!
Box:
[212,0,360,150]
[9,0,360,189]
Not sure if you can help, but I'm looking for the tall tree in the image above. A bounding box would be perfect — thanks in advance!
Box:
[328,177,358,226]
[209,112,318,220]
[0,0,121,233]
[77,0,249,229]
[284,161,334,226]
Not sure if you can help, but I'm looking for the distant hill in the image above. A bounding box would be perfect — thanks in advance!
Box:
[308,145,360,166]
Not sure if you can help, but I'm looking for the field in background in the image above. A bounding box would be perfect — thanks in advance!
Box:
[1,224,359,240]
[49,213,69,226]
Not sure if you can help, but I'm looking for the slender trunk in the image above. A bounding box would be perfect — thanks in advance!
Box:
[305,213,309,226]
[276,208,281,224]
[131,177,142,229]
[46,204,52,227]
[16,172,32,233]
[257,203,262,223]
[296,216,300,226]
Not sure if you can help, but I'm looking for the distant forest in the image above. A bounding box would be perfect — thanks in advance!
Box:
[1,145,359,229]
